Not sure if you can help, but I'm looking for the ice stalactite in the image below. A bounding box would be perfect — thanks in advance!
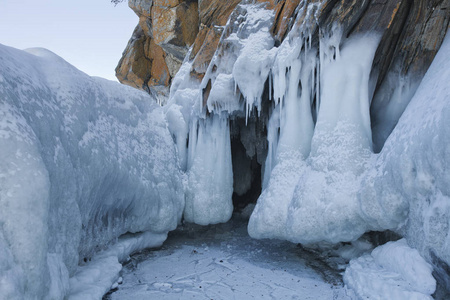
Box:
[249,19,383,243]
[285,33,381,244]
[248,28,317,239]
[184,114,234,225]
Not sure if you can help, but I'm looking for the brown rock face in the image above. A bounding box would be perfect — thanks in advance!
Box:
[116,25,170,93]
[272,0,301,42]
[116,0,199,92]
[152,0,199,59]
[190,26,223,79]
[189,0,241,80]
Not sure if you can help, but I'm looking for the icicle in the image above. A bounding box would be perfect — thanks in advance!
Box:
[309,32,312,49]
[269,70,272,101]
[185,113,234,225]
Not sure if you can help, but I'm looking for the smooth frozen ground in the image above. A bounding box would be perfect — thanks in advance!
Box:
[107,216,352,300]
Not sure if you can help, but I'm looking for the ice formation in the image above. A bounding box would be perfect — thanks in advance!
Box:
[164,2,449,285]
[249,21,382,243]
[1,0,449,298]
[0,44,184,299]
[165,3,277,226]
[184,114,234,225]
[164,1,449,263]
[344,239,436,299]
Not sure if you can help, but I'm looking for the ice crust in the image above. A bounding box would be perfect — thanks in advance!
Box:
[344,239,436,299]
[0,44,184,299]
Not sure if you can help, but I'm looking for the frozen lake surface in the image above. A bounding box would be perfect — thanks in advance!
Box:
[106,215,352,300]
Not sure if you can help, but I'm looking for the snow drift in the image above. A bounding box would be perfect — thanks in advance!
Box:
[0,44,184,299]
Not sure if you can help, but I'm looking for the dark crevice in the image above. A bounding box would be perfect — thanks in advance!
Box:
[230,79,271,211]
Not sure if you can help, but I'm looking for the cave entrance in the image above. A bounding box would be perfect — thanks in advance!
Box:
[229,81,270,212]
[231,135,262,210]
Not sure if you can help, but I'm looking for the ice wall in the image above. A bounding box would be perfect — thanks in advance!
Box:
[361,32,450,268]
[0,44,184,299]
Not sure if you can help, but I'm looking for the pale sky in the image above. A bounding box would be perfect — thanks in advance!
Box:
[0,0,137,81]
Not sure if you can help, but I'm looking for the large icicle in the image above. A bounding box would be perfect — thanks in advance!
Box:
[287,33,380,244]
[184,114,234,225]
[249,29,317,239]
[250,25,382,243]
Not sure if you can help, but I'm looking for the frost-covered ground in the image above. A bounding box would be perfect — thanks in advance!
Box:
[106,215,351,300]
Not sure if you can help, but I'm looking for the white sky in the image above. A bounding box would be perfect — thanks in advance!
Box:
[0,0,137,81]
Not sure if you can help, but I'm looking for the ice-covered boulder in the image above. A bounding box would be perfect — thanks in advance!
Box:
[344,239,436,300]
[0,44,184,299]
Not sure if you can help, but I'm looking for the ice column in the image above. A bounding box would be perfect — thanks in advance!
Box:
[249,33,317,239]
[251,27,383,243]
[184,114,234,225]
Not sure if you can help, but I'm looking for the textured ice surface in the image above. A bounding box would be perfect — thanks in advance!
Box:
[0,44,184,299]
[68,231,167,300]
[344,239,436,300]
